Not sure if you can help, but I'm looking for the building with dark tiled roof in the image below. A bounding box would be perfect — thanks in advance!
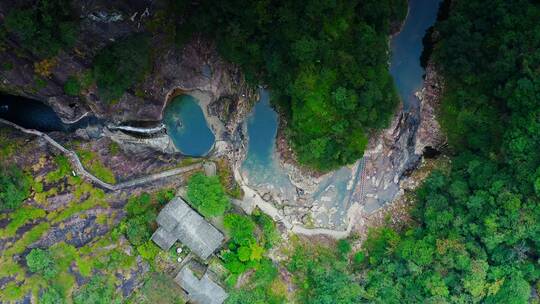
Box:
[151,197,224,260]
[175,264,228,304]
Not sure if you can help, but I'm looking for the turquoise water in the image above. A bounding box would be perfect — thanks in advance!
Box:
[243,90,276,165]
[163,95,215,156]
[240,0,442,226]
[390,0,442,110]
[241,90,295,194]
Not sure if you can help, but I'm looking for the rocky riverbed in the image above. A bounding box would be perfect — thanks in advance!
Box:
[228,61,445,233]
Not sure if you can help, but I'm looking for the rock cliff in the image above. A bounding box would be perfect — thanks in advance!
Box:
[0,0,253,130]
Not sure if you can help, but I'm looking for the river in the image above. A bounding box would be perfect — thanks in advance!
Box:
[0,94,96,132]
[0,0,441,230]
[239,0,442,229]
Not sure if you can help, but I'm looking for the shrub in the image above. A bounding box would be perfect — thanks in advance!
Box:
[125,216,151,246]
[137,241,160,262]
[40,286,65,304]
[25,248,57,279]
[125,192,151,216]
[353,251,365,266]
[337,239,351,258]
[223,214,256,245]
[0,165,31,211]
[187,173,230,218]
[253,210,279,249]
[73,275,117,304]
[64,76,81,96]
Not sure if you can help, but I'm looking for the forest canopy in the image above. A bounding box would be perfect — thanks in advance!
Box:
[358,0,540,302]
[4,0,78,57]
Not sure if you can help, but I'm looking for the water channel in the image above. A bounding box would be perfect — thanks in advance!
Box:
[0,94,96,132]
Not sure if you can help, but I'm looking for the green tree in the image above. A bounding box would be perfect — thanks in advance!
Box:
[73,275,118,304]
[223,214,256,245]
[4,0,78,57]
[337,240,351,258]
[187,173,230,218]
[165,0,407,171]
[26,248,57,279]
[0,165,31,210]
[92,34,151,102]
[40,285,66,304]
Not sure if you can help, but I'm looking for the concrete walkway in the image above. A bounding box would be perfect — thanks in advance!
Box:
[0,118,202,191]
[1,118,358,238]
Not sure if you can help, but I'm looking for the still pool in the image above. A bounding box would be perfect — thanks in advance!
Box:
[0,94,96,132]
[163,94,215,156]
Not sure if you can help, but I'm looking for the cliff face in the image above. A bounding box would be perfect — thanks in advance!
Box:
[0,0,253,126]
[414,62,446,155]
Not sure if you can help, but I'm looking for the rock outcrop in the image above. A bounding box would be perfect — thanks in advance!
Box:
[0,0,254,133]
[414,62,446,155]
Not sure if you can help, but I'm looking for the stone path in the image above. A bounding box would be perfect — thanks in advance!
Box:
[0,118,202,191]
[1,118,364,238]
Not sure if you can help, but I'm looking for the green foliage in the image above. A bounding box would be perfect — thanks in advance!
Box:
[289,241,361,304]
[223,214,256,245]
[4,0,78,57]
[187,173,230,217]
[73,275,118,304]
[226,259,286,304]
[125,192,151,216]
[46,155,71,183]
[64,76,81,96]
[168,0,407,171]
[2,206,46,238]
[221,213,273,281]
[217,159,244,199]
[127,272,186,304]
[125,215,153,246]
[119,191,173,255]
[156,188,175,205]
[353,251,365,266]
[337,239,351,258]
[92,34,151,102]
[0,165,31,211]
[26,248,58,279]
[252,209,279,249]
[358,1,540,302]
[77,149,116,184]
[137,241,160,262]
[40,285,66,304]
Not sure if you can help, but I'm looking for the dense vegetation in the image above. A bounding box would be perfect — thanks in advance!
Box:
[4,0,78,57]
[358,0,540,302]
[0,165,31,210]
[186,172,231,217]
[223,211,284,304]
[164,0,407,170]
[92,34,151,102]
[289,238,360,304]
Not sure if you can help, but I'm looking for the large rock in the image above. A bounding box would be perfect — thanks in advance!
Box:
[414,62,446,155]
